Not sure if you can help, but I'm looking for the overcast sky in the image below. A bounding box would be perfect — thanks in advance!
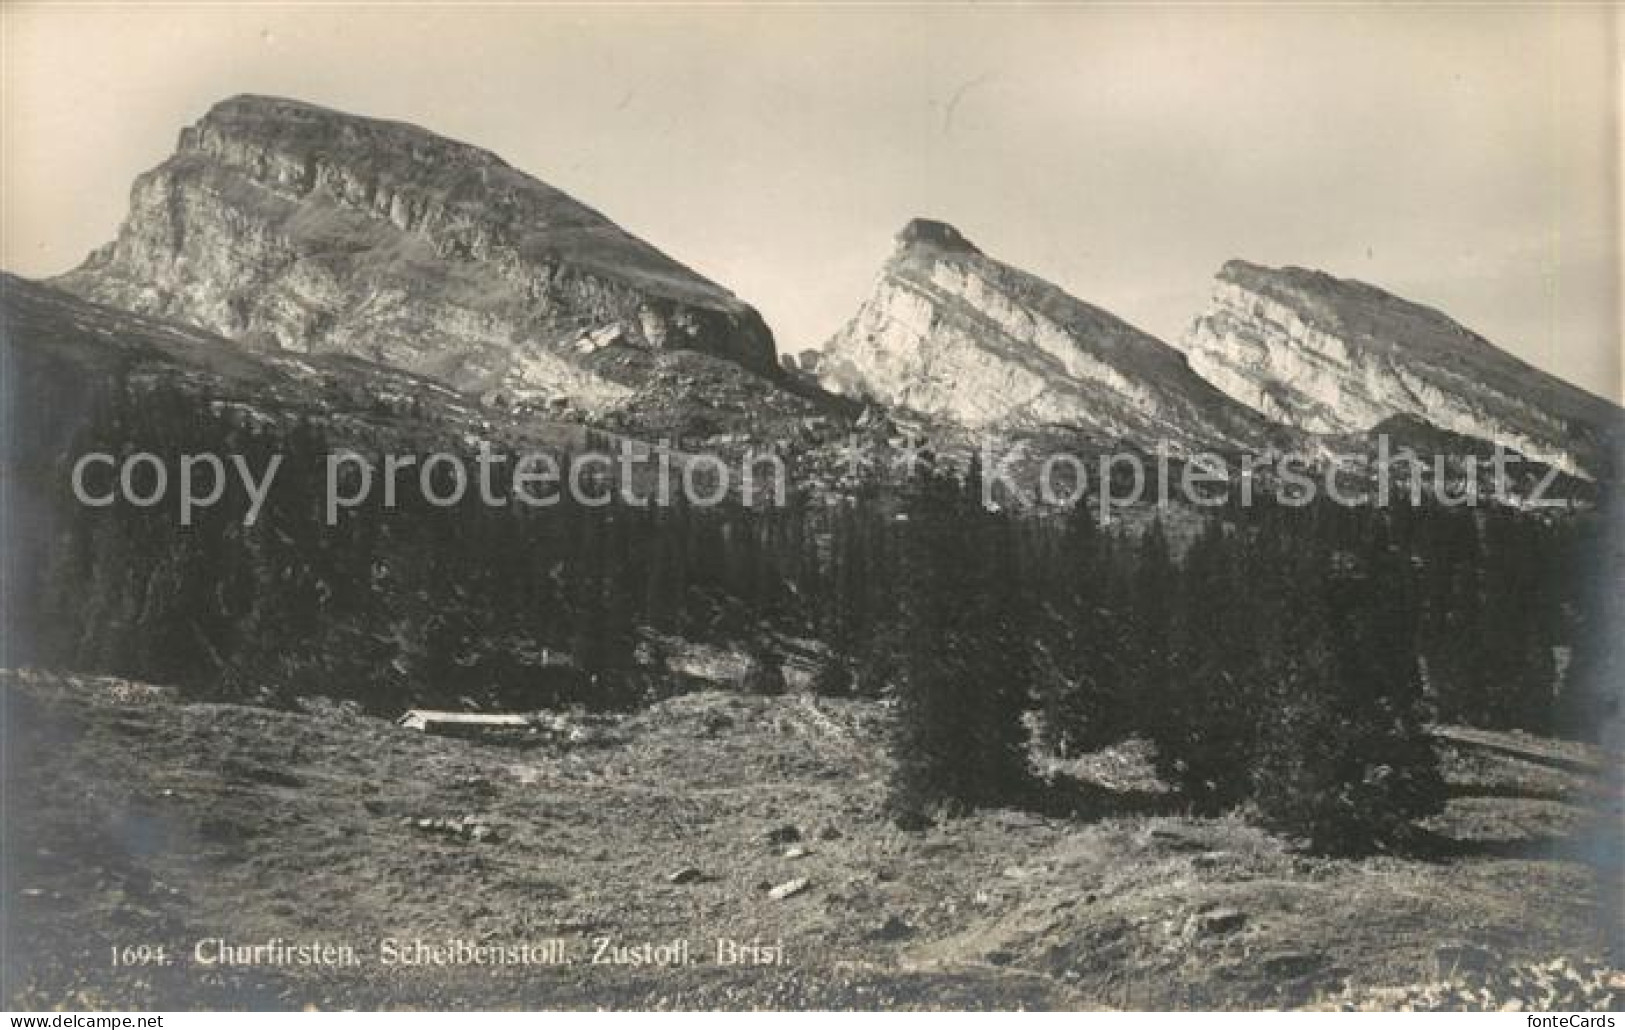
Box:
[3,4,1619,400]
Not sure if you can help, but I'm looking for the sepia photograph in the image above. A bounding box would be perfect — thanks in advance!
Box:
[1,1,1622,1017]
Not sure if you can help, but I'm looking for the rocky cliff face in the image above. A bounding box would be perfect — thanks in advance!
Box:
[1182,261,1623,479]
[817,220,1281,453]
[54,95,779,407]
[0,271,576,459]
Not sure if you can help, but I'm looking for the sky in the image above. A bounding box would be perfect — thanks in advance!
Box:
[3,3,1619,401]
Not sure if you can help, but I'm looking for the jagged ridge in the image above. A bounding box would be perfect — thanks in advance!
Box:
[1181,260,1624,479]
[817,219,1284,453]
[54,95,778,401]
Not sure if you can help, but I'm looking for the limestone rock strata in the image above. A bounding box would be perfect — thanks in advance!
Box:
[818,219,1280,454]
[1181,261,1623,479]
[56,95,778,406]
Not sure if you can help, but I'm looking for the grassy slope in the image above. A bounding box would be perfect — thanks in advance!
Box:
[3,669,1618,1011]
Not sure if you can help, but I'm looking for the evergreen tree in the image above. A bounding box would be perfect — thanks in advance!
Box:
[886,464,1033,823]
[1146,517,1262,811]
[1250,524,1445,853]
[1034,501,1131,756]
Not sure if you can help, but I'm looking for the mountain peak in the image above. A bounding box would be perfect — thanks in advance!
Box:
[1216,258,1274,285]
[203,93,354,120]
[189,94,514,172]
[55,95,781,400]
[198,93,462,136]
[1185,261,1623,477]
[895,218,980,255]
[820,225,1278,450]
[1216,259,1400,309]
